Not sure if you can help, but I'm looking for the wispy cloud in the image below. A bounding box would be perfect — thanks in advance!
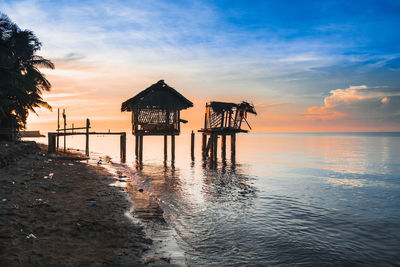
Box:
[1,0,399,131]
[0,0,358,85]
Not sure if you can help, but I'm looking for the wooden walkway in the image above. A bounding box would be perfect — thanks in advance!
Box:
[47,114,126,162]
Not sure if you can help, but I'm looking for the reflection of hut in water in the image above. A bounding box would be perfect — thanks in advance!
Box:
[121,80,193,161]
[199,101,256,162]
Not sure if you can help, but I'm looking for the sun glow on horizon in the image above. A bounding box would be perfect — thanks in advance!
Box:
[3,0,396,133]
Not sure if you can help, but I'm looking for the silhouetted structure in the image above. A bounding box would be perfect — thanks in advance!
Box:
[0,125,16,141]
[121,80,193,162]
[47,112,127,162]
[199,101,256,164]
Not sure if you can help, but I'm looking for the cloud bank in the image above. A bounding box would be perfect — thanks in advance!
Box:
[303,85,400,128]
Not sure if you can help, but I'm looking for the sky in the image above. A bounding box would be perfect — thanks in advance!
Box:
[1,0,399,132]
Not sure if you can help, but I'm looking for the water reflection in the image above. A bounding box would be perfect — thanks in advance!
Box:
[326,178,364,187]
[201,160,256,203]
[32,133,400,265]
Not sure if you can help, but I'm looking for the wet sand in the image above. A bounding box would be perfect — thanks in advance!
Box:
[0,141,151,266]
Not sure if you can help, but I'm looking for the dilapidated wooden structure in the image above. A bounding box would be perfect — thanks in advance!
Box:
[48,111,127,162]
[199,101,256,163]
[121,80,193,161]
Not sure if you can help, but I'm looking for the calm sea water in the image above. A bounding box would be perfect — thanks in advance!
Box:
[38,132,400,265]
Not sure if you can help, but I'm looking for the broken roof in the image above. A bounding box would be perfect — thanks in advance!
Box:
[208,101,257,114]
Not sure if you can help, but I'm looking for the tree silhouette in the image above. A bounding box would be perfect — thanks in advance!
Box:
[0,13,54,140]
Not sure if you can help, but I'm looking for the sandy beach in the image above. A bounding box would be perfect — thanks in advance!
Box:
[0,141,151,266]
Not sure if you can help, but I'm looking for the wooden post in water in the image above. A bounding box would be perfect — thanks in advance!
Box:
[120,133,126,163]
[209,134,214,163]
[85,118,90,156]
[213,134,218,163]
[164,135,168,161]
[139,135,143,162]
[221,134,226,160]
[63,109,66,153]
[231,133,236,160]
[48,133,56,153]
[56,108,60,151]
[202,134,207,158]
[171,134,175,161]
[135,135,139,158]
[191,131,195,160]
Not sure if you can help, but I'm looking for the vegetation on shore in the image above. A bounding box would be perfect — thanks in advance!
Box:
[0,13,54,140]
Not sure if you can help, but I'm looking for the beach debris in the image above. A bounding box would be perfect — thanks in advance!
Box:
[44,172,54,179]
[97,159,102,165]
[33,198,49,206]
[160,257,171,263]
[2,198,7,203]
[26,233,37,239]
[138,188,144,192]
[89,200,96,207]
[68,163,74,166]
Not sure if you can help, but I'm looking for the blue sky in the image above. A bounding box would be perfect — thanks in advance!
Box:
[1,0,399,131]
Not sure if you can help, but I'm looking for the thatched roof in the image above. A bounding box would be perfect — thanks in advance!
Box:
[121,80,193,111]
[209,101,257,114]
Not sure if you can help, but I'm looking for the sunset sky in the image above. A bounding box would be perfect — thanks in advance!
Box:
[1,0,399,132]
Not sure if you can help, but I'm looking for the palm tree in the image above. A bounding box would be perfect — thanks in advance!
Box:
[0,13,54,140]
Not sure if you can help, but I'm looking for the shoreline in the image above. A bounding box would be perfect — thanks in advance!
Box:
[0,141,151,265]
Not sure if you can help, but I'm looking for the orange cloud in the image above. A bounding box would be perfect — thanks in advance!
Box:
[381,97,389,104]
[303,106,346,120]
[303,85,386,120]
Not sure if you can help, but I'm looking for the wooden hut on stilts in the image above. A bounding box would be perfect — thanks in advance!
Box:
[121,80,193,163]
[199,101,256,164]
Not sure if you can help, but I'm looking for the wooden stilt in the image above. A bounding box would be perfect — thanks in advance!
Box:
[171,134,175,161]
[221,134,226,160]
[141,135,144,161]
[139,135,143,162]
[202,134,207,158]
[120,133,126,163]
[205,136,212,158]
[213,134,218,163]
[231,133,236,160]
[135,135,139,157]
[85,118,90,156]
[191,131,195,160]
[210,134,214,163]
[164,135,168,161]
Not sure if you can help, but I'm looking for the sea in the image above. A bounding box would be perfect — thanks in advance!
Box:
[33,132,400,266]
